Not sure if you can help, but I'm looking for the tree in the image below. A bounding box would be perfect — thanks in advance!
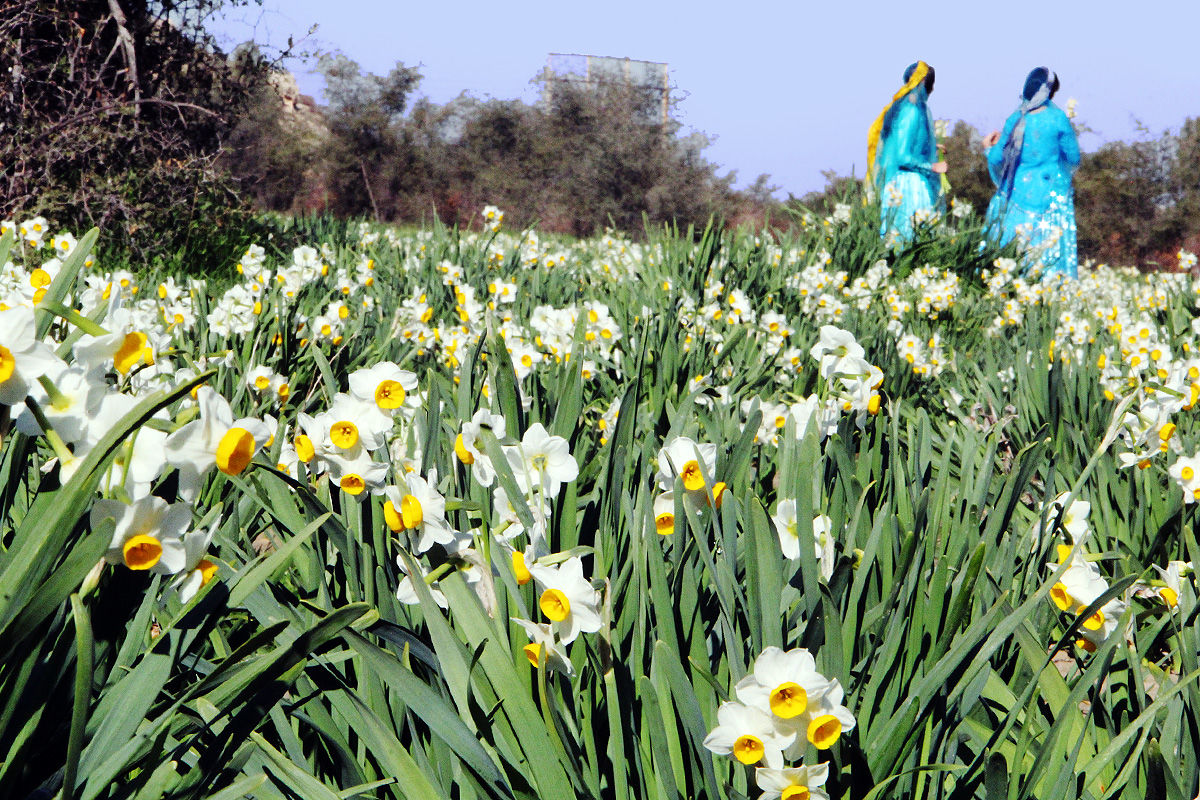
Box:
[315,53,424,220]
[222,65,328,214]
[940,121,995,218]
[0,0,276,270]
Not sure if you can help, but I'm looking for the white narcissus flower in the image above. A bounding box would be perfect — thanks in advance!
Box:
[65,391,169,500]
[164,387,271,499]
[395,554,448,609]
[784,679,857,755]
[18,216,49,248]
[653,491,676,536]
[72,329,154,376]
[512,618,574,676]
[0,305,60,407]
[772,499,802,560]
[317,392,392,454]
[809,325,865,381]
[292,412,324,472]
[528,556,601,645]
[15,362,104,444]
[1073,596,1127,654]
[702,701,793,768]
[491,485,549,546]
[1030,491,1092,542]
[755,763,831,800]
[347,361,420,416]
[813,514,836,580]
[771,502,834,575]
[1169,455,1200,504]
[726,646,857,756]
[735,647,836,727]
[383,471,463,553]
[171,528,218,603]
[656,436,718,495]
[1047,549,1109,616]
[790,395,837,441]
[91,496,191,575]
[505,423,578,498]
[395,549,483,609]
[1153,560,1192,609]
[322,445,389,498]
[455,409,507,487]
[1046,546,1126,654]
[245,365,277,394]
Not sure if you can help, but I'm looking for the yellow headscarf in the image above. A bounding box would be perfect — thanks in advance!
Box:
[866,61,930,189]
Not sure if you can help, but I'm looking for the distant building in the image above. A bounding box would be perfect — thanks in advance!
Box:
[542,53,670,125]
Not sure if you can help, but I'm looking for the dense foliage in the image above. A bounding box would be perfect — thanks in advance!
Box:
[2,201,1200,799]
[223,55,745,235]
[0,0,276,273]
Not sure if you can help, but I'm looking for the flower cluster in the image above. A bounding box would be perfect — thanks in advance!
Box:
[704,646,852,798]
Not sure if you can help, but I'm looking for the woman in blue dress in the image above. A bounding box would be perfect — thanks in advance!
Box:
[867,61,947,243]
[983,67,1081,278]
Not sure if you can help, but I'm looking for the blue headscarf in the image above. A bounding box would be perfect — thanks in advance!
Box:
[996,67,1058,198]
[882,62,935,140]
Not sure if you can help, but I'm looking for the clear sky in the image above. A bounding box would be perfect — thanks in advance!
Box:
[209,0,1200,197]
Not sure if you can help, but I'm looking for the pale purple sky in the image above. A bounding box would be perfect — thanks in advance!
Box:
[209,0,1200,197]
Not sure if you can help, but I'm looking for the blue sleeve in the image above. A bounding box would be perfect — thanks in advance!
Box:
[987,111,1022,185]
[890,103,935,179]
[1057,109,1080,172]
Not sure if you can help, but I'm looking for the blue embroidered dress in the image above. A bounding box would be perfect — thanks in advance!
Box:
[876,99,941,242]
[985,103,1080,277]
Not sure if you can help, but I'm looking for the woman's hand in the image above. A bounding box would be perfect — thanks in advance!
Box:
[931,161,948,174]
[982,131,1001,148]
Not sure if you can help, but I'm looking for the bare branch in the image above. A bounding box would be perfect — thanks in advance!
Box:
[105,0,142,117]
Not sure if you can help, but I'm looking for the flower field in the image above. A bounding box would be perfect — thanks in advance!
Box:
[2,205,1200,800]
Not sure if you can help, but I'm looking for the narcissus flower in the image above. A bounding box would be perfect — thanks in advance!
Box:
[653,492,676,535]
[0,305,59,406]
[323,448,389,497]
[171,528,218,603]
[1030,492,1093,543]
[395,549,484,609]
[348,361,420,416]
[455,409,507,487]
[512,618,574,676]
[1046,546,1126,653]
[164,387,271,498]
[754,764,831,800]
[735,646,836,725]
[91,497,191,575]
[318,392,392,453]
[710,646,857,758]
[1152,560,1192,608]
[771,501,836,577]
[72,329,154,376]
[1047,548,1108,615]
[657,436,718,495]
[810,325,865,381]
[1169,455,1200,504]
[772,500,804,560]
[15,362,104,444]
[528,556,601,644]
[383,471,462,552]
[491,485,549,546]
[790,681,857,751]
[246,365,278,394]
[703,701,793,768]
[505,423,578,498]
[68,391,168,500]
